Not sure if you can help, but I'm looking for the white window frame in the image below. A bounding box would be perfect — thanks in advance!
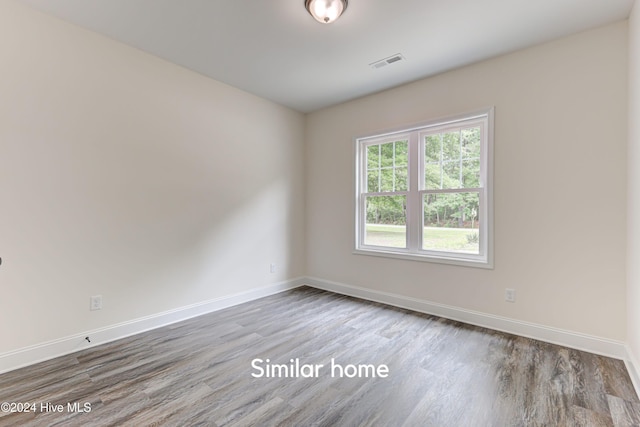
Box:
[354,108,494,269]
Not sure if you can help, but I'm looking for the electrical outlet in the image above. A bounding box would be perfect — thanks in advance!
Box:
[505,288,516,303]
[270,263,276,274]
[90,295,103,311]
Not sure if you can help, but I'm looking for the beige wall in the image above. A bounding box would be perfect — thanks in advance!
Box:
[0,1,306,354]
[306,22,628,340]
[628,0,640,366]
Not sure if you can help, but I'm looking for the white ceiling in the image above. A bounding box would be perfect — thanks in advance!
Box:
[20,0,635,113]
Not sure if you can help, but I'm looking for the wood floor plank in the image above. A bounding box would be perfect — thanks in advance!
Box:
[1,286,638,426]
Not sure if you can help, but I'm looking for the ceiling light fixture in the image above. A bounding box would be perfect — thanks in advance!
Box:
[305,0,348,24]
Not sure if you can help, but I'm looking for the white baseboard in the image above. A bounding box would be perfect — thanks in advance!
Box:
[0,278,306,375]
[625,346,640,399]
[1,275,634,379]
[304,277,628,360]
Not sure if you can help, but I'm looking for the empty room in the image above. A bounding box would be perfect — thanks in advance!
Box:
[1,0,640,425]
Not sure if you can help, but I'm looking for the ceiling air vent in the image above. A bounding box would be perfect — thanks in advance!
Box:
[370,53,405,69]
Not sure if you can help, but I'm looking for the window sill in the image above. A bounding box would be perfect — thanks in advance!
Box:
[353,248,493,269]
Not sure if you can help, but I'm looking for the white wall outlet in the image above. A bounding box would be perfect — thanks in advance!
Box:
[505,288,516,303]
[270,263,276,274]
[90,295,103,311]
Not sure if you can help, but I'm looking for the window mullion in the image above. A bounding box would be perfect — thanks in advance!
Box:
[459,130,463,187]
[378,144,382,192]
[406,132,420,252]
[392,141,396,192]
[439,133,444,189]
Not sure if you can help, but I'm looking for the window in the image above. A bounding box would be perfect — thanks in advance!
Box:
[355,108,493,268]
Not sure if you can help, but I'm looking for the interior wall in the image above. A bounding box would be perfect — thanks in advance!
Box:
[306,22,628,341]
[628,0,640,367]
[0,1,306,354]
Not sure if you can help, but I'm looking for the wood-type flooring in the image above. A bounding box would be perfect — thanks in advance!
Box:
[1,286,639,426]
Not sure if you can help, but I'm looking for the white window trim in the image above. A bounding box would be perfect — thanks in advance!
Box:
[354,108,494,269]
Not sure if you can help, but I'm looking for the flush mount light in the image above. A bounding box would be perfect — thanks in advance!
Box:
[305,0,348,24]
